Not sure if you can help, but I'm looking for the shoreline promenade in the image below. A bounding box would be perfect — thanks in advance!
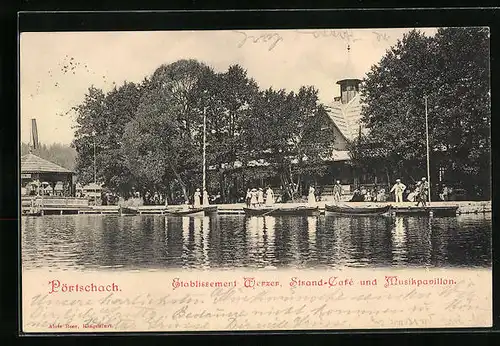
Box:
[22,198,492,216]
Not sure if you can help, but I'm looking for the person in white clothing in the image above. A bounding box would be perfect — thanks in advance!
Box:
[193,188,201,207]
[257,188,264,206]
[390,179,406,203]
[202,189,210,206]
[250,188,258,207]
[308,186,316,205]
[333,180,342,202]
[265,187,274,206]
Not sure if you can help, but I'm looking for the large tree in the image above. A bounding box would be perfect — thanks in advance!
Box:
[244,86,335,200]
[202,65,260,202]
[72,81,144,196]
[121,59,212,203]
[357,27,490,198]
[72,59,337,203]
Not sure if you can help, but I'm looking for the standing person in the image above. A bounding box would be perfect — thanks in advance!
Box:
[193,188,201,208]
[390,179,406,204]
[333,180,342,203]
[202,189,210,206]
[265,186,275,206]
[257,188,264,206]
[250,188,258,207]
[440,184,449,201]
[360,186,367,201]
[245,188,251,207]
[365,189,371,202]
[404,185,412,201]
[372,186,378,202]
[414,182,423,206]
[377,187,386,202]
[308,186,316,205]
[419,177,429,206]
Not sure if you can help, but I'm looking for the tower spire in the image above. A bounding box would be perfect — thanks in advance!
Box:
[336,44,361,105]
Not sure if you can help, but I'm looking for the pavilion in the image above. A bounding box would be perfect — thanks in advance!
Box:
[21,153,75,196]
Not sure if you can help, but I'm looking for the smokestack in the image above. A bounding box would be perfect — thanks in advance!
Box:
[30,118,39,151]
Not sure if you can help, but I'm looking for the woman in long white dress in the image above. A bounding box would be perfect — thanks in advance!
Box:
[250,188,258,207]
[202,189,209,206]
[308,186,316,205]
[265,187,274,206]
[193,188,201,208]
[257,188,264,206]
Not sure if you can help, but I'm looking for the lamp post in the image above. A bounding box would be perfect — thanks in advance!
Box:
[424,96,431,204]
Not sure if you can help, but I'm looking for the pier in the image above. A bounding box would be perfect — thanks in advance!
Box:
[21,196,491,216]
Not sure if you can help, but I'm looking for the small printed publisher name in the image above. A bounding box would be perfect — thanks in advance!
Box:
[49,280,121,294]
[48,323,113,329]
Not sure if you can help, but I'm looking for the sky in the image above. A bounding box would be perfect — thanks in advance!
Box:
[20,28,438,145]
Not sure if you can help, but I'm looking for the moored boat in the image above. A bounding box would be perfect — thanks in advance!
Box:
[120,206,139,215]
[392,205,458,217]
[325,204,391,216]
[165,205,218,217]
[243,205,319,216]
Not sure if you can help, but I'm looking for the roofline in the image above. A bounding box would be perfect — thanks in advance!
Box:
[21,170,74,174]
[331,121,349,144]
[336,78,362,85]
[326,109,350,144]
[21,153,74,174]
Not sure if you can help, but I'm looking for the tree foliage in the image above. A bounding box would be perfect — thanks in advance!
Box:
[72,59,336,203]
[357,27,490,197]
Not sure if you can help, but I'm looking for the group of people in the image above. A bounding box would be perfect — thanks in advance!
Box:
[389,177,430,206]
[193,178,438,208]
[350,186,387,202]
[246,187,275,207]
[193,188,210,208]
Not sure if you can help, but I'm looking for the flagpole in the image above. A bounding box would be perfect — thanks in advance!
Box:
[93,136,97,184]
[424,96,431,203]
[202,107,207,192]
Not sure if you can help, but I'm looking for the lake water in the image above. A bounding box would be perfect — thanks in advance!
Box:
[21,214,491,270]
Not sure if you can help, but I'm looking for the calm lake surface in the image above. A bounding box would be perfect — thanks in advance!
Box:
[22,214,491,270]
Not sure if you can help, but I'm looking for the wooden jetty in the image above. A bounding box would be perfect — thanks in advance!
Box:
[21,197,489,217]
[22,196,91,215]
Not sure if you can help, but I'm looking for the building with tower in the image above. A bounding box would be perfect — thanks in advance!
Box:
[327,44,365,144]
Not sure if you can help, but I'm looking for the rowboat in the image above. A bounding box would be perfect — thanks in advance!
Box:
[165,205,218,217]
[243,205,319,216]
[120,206,139,215]
[392,205,458,217]
[325,204,391,216]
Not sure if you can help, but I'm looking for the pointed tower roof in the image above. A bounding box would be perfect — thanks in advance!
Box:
[337,44,362,84]
[21,153,73,173]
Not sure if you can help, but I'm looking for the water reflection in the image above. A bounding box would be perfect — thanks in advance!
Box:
[392,217,407,265]
[22,213,492,270]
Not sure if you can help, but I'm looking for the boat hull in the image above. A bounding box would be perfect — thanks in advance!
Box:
[243,206,319,216]
[325,204,391,216]
[166,205,218,217]
[120,207,139,215]
[393,206,458,217]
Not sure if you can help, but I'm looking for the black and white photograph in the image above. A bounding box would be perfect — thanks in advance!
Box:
[19,26,492,332]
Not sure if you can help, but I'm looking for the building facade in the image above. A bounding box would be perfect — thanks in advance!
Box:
[21,153,75,196]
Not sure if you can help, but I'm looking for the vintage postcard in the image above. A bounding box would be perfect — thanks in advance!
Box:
[19,27,492,333]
